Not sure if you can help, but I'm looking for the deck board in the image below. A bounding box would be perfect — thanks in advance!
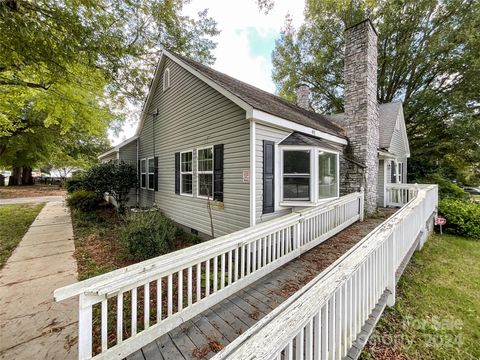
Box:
[127,210,396,359]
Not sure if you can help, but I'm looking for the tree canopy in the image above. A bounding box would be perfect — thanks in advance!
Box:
[271,0,480,185]
[0,0,218,181]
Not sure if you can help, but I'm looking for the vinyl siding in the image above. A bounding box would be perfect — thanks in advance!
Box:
[138,58,250,237]
[255,123,292,224]
[118,140,138,206]
[388,112,408,159]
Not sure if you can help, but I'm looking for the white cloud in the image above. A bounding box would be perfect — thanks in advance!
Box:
[110,0,305,145]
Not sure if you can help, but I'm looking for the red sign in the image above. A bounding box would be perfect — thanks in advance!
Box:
[435,216,447,226]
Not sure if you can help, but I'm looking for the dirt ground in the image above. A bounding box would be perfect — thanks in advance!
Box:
[0,185,66,199]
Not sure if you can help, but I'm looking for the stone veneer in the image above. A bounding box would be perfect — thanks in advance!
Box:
[296,84,310,110]
[343,19,379,213]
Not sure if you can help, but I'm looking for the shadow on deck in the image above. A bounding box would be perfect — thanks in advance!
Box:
[127,208,397,360]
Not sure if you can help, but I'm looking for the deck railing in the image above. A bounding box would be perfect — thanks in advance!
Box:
[385,183,419,207]
[215,184,438,360]
[54,192,364,360]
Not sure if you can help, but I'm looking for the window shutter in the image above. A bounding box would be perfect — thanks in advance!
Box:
[137,160,141,188]
[154,156,159,191]
[263,140,275,214]
[175,152,180,194]
[213,144,224,202]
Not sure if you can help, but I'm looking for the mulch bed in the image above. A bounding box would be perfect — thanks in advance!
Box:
[0,185,65,199]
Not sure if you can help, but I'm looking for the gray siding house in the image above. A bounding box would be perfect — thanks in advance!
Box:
[99,19,411,237]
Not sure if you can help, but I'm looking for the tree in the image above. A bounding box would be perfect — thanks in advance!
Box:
[271,0,480,185]
[0,0,219,178]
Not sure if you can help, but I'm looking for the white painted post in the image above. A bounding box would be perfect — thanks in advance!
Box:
[78,294,93,360]
[359,188,365,222]
[386,232,396,307]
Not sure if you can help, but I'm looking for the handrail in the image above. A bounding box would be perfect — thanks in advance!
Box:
[214,184,438,359]
[55,191,364,360]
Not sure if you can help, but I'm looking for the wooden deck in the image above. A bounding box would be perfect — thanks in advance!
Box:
[127,209,396,360]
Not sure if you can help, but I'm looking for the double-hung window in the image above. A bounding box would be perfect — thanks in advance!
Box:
[283,150,311,201]
[180,151,193,195]
[318,151,338,199]
[148,158,155,190]
[140,159,146,189]
[197,147,213,199]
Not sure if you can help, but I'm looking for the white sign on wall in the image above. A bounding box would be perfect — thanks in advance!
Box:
[242,169,250,183]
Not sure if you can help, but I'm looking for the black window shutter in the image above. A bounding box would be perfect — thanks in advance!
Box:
[213,144,224,202]
[154,156,159,191]
[263,140,275,214]
[175,152,180,194]
[137,159,141,188]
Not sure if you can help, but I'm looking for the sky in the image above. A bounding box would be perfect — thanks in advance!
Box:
[110,0,305,145]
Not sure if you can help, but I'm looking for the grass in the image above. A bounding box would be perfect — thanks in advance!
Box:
[0,203,45,267]
[362,234,480,360]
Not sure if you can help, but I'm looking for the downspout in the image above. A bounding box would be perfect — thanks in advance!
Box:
[249,119,256,226]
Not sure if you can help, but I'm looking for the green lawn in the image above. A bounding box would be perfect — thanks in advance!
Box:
[0,203,44,268]
[362,234,480,359]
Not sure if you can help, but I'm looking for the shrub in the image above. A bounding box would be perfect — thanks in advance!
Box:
[438,198,480,239]
[120,211,176,261]
[67,190,102,212]
[65,175,87,193]
[419,174,469,199]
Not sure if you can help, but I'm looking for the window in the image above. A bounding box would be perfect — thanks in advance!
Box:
[283,150,310,200]
[180,151,193,195]
[197,147,213,198]
[390,160,397,183]
[398,162,403,183]
[318,152,338,199]
[148,158,155,190]
[140,159,146,188]
[163,67,170,91]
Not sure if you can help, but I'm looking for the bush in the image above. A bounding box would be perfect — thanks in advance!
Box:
[67,190,102,212]
[120,211,176,261]
[438,198,480,239]
[65,175,87,193]
[419,174,469,199]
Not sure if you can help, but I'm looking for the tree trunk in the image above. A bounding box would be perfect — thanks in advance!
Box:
[22,166,34,185]
[9,166,22,186]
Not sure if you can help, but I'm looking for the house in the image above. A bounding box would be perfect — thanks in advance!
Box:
[99,19,410,237]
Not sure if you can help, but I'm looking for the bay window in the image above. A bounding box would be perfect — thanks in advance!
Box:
[180,151,193,195]
[197,147,213,198]
[318,151,338,199]
[283,150,311,200]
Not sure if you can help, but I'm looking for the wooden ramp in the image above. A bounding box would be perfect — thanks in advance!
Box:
[127,209,396,360]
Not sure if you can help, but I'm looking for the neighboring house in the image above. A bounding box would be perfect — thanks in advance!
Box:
[99,19,411,237]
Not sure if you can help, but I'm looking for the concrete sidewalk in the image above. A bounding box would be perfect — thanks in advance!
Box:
[0,201,78,360]
[0,196,65,205]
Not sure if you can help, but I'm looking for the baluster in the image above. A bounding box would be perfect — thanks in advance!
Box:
[246,243,251,275]
[205,259,210,296]
[321,304,328,360]
[213,256,218,292]
[157,278,162,322]
[272,232,277,261]
[328,295,335,360]
[267,235,272,264]
[313,312,321,360]
[187,267,192,306]
[262,236,267,265]
[285,340,293,360]
[117,292,123,344]
[252,241,257,272]
[306,319,313,359]
[234,247,239,282]
[131,288,137,336]
[101,299,108,352]
[167,274,173,316]
[228,250,233,286]
[221,253,226,289]
[177,271,183,312]
[335,288,342,359]
[295,328,304,359]
[196,263,201,301]
[144,282,150,329]
[240,245,245,278]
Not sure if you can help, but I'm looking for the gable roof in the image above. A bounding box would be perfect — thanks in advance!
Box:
[324,102,409,153]
[171,52,346,139]
[135,50,346,143]
[279,132,339,152]
[99,136,137,159]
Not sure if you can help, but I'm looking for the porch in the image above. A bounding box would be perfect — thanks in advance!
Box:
[54,184,438,360]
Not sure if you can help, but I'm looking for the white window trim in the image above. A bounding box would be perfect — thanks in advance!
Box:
[163,67,170,91]
[140,158,147,189]
[147,157,155,190]
[197,146,214,200]
[279,145,340,207]
[180,150,194,197]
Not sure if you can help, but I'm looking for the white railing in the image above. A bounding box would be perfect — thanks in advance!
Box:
[385,183,418,207]
[215,184,438,360]
[54,192,364,360]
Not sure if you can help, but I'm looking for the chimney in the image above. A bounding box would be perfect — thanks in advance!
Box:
[344,19,379,213]
[296,84,310,110]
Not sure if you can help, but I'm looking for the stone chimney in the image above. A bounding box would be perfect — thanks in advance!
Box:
[296,84,310,110]
[344,19,379,213]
